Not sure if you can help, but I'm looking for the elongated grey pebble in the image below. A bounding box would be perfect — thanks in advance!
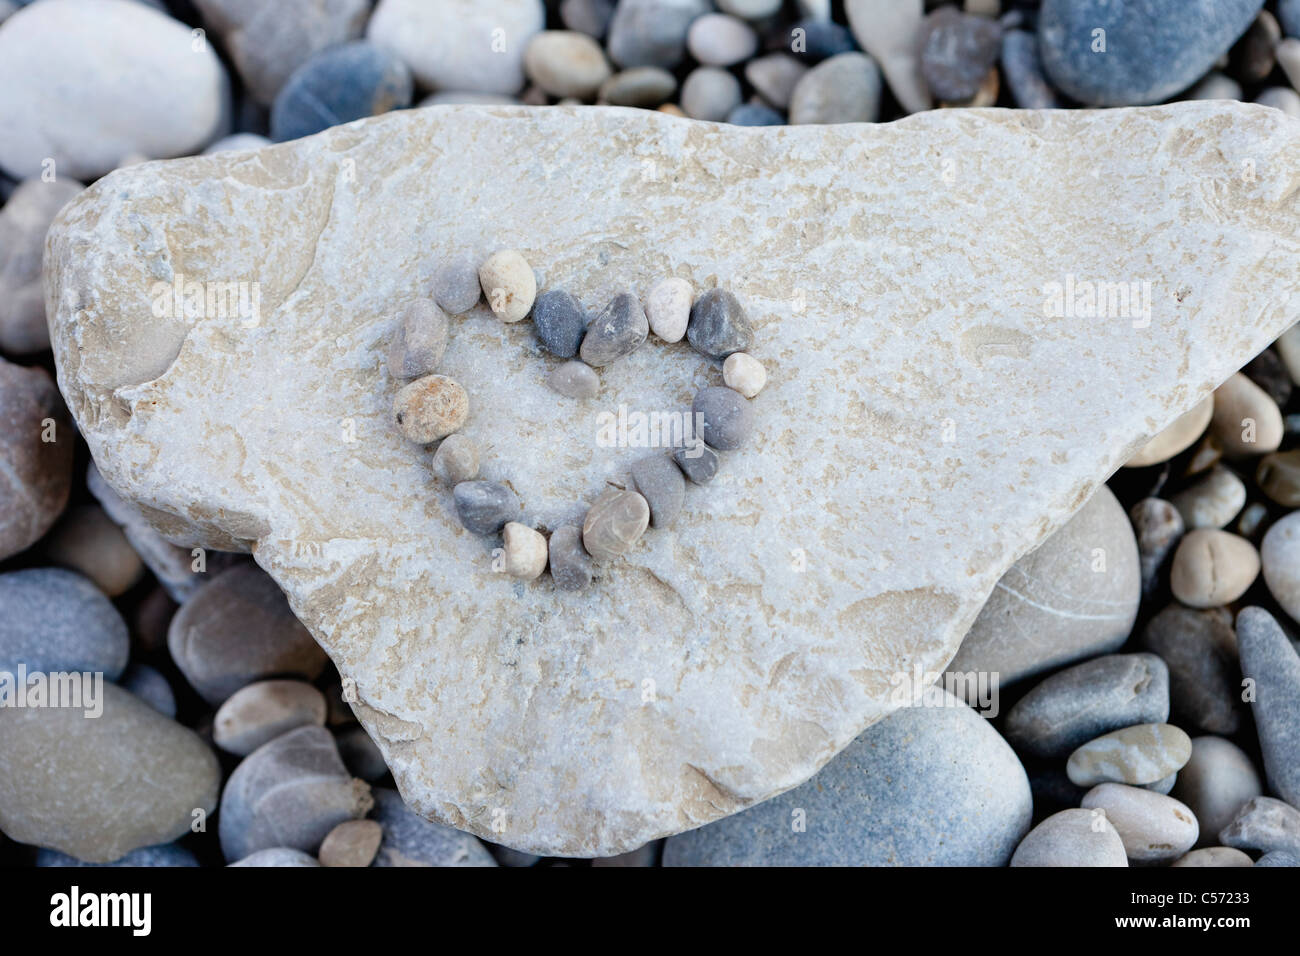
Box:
[1219,796,1300,855]
[453,480,520,536]
[1066,722,1192,788]
[432,254,481,315]
[580,292,647,366]
[532,289,588,358]
[1081,783,1198,863]
[687,287,753,359]
[582,489,650,561]
[693,386,754,451]
[387,299,448,379]
[548,525,593,592]
[673,442,719,484]
[630,454,685,528]
[431,433,478,484]
[547,360,600,399]
[1235,606,1300,807]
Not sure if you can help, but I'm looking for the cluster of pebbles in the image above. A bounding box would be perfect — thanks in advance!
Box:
[387,248,767,590]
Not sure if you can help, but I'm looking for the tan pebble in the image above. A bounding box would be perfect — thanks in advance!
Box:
[431,433,479,484]
[658,103,686,116]
[722,352,766,398]
[318,819,383,867]
[1126,394,1214,467]
[478,250,536,323]
[213,680,327,756]
[582,489,650,561]
[1169,528,1259,608]
[1210,372,1282,456]
[1066,723,1192,787]
[502,522,548,580]
[393,374,468,444]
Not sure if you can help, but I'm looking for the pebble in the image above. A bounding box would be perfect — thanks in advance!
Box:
[606,0,710,70]
[453,480,520,536]
[430,433,479,486]
[843,0,929,112]
[432,255,481,315]
[1210,372,1282,457]
[319,819,383,867]
[580,293,648,366]
[664,689,1031,865]
[229,848,320,867]
[788,52,882,124]
[120,663,176,718]
[582,489,650,561]
[630,454,685,528]
[1172,846,1254,867]
[270,41,412,142]
[1002,653,1169,760]
[1170,466,1246,531]
[1256,86,1300,115]
[728,103,784,126]
[213,679,328,756]
[547,360,601,400]
[1238,501,1269,538]
[561,0,615,39]
[1255,849,1300,866]
[598,67,677,107]
[1244,348,1292,408]
[37,843,198,868]
[0,681,219,862]
[1219,796,1300,855]
[919,6,1002,102]
[718,0,780,18]
[0,178,83,354]
[1000,29,1058,109]
[722,352,767,399]
[478,250,537,323]
[532,289,589,358]
[502,522,548,581]
[1184,71,1244,101]
[167,563,328,706]
[1168,529,1258,609]
[1140,604,1242,735]
[693,386,755,451]
[1081,783,1198,863]
[687,288,754,359]
[0,360,74,561]
[524,31,612,98]
[1255,450,1300,506]
[366,0,542,94]
[1010,809,1128,867]
[1235,606,1300,807]
[673,443,720,484]
[1230,9,1280,83]
[745,54,806,109]
[644,277,693,343]
[40,503,143,597]
[370,788,497,866]
[1065,723,1192,788]
[782,17,858,64]
[680,66,742,121]
[1129,497,1183,595]
[1262,510,1300,622]
[1125,394,1214,467]
[687,14,758,67]
[1170,736,1262,847]
[219,725,372,861]
[0,568,129,679]
[337,725,389,780]
[548,525,594,592]
[387,299,449,380]
[392,374,469,444]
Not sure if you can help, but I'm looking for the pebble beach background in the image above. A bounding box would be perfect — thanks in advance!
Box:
[1,0,1300,868]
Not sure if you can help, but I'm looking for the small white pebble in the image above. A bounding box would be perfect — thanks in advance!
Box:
[479,250,537,323]
[723,352,766,398]
[502,522,548,580]
[644,277,692,343]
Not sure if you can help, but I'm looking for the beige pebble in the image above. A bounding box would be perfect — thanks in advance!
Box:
[644,276,692,343]
[318,819,383,867]
[582,489,650,561]
[478,250,536,323]
[41,504,143,597]
[722,352,766,398]
[502,522,548,580]
[1066,723,1192,788]
[431,433,479,484]
[1209,372,1282,456]
[1169,528,1259,608]
[1125,394,1213,467]
[393,374,468,444]
[1080,783,1198,863]
[658,103,686,116]
[213,679,328,756]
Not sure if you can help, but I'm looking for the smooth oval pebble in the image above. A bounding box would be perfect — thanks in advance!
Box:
[1210,371,1283,456]
[40,504,143,597]
[644,276,692,343]
[479,249,536,323]
[229,847,320,867]
[1169,465,1245,530]
[687,13,758,67]
[1235,606,1300,807]
[319,818,383,867]
[693,386,754,451]
[370,788,497,866]
[580,293,648,366]
[431,433,479,485]
[524,30,612,98]
[392,374,469,444]
[680,66,741,121]
[120,663,177,718]
[1125,394,1214,467]
[582,489,650,561]
[630,453,685,528]
[387,299,449,380]
[722,352,766,398]
[0,567,129,679]
[1140,604,1241,735]
[548,525,594,592]
[1169,529,1259,608]
[687,288,753,359]
[547,360,600,399]
[1066,722,1192,788]
[605,0,706,70]
[0,360,74,560]
[213,679,328,756]
[673,442,719,484]
[270,40,412,142]
[532,289,589,358]
[453,480,520,536]
[1262,510,1300,623]
[744,53,806,109]
[1172,846,1254,867]
[1081,783,1198,863]
[598,66,676,106]
[502,522,548,580]
[788,52,882,124]
[1010,808,1128,867]
[1256,449,1300,506]
[1171,736,1262,847]
[432,254,481,315]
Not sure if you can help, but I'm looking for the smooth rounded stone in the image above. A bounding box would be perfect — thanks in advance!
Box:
[168,563,328,706]
[1230,9,1280,83]
[0,0,228,179]
[432,255,482,316]
[1000,29,1059,109]
[431,433,479,485]
[532,289,589,358]
[606,0,710,69]
[561,0,615,39]
[502,522,548,581]
[37,843,198,868]
[630,454,685,528]
[387,300,449,380]
[1219,796,1300,855]
[120,664,176,718]
[1210,372,1282,457]
[1081,783,1198,863]
[1256,86,1300,116]
[1170,466,1245,531]
[1184,71,1243,101]
[203,133,273,154]
[370,788,496,866]
[547,360,600,400]
[745,54,807,109]
[1130,498,1183,595]
[644,277,692,343]
[547,525,593,592]
[1235,606,1300,807]
[722,352,767,398]
[40,504,142,598]
[319,818,383,867]
[919,6,1002,102]
[271,40,413,142]
[524,30,612,98]
[788,52,882,125]
[478,250,536,323]
[673,443,720,485]
[580,293,648,366]
[717,0,780,17]
[1140,604,1242,735]
[1256,849,1300,866]
[687,14,758,67]
[1244,347,1292,408]
[1171,736,1262,847]
[1010,809,1128,867]
[367,0,542,94]
[1125,394,1214,467]
[214,679,328,756]
[1003,653,1170,760]
[692,386,755,451]
[687,288,754,359]
[0,178,82,354]
[0,568,128,679]
[665,690,1031,866]
[1172,846,1254,867]
[843,0,928,112]
[1263,511,1300,622]
[728,103,785,126]
[0,360,74,560]
[1143,772,1178,795]
[453,481,520,536]
[680,67,742,122]
[336,725,389,781]
[220,725,372,861]
[1255,450,1300,507]
[947,485,1139,688]
[0,681,220,862]
[229,847,320,867]
[582,489,650,562]
[1238,501,1269,539]
[193,0,368,105]
[1169,529,1259,608]
[392,374,469,444]
[1066,723,1193,788]
[598,67,676,107]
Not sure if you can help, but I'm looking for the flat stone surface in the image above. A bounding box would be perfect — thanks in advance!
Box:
[44,103,1300,856]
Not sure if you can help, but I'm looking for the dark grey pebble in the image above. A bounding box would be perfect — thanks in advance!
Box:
[532,289,588,358]
[548,525,593,592]
[1236,606,1300,807]
[120,663,177,718]
[0,568,128,680]
[1244,348,1292,410]
[270,41,413,142]
[1229,10,1280,84]
[693,386,754,451]
[673,443,719,484]
[728,103,784,125]
[337,725,390,781]
[631,454,685,528]
[370,788,496,866]
[432,254,481,315]
[769,17,856,64]
[580,293,648,366]
[920,6,1002,101]
[1140,604,1241,735]
[687,288,753,359]
[453,481,520,536]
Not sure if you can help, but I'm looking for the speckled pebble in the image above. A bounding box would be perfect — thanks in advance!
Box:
[1066,722,1192,788]
[687,288,754,359]
[432,254,481,315]
[920,6,1002,101]
[393,374,468,444]
[693,386,754,451]
[532,289,588,358]
[580,293,648,366]
[0,567,129,679]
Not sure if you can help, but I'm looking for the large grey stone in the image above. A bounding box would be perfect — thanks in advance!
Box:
[1235,606,1300,806]
[0,568,129,679]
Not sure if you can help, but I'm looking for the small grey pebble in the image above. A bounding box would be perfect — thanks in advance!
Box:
[1001,29,1058,108]
[680,66,742,121]
[453,481,520,535]
[548,360,600,399]
[920,6,1002,101]
[532,289,588,358]
[561,0,616,39]
[693,386,754,451]
[432,254,481,315]
[548,525,593,592]
[728,102,784,125]
[120,663,177,718]
[687,288,753,359]
[580,292,648,366]
[673,443,719,484]
[387,299,449,379]
[631,453,685,527]
[431,433,479,484]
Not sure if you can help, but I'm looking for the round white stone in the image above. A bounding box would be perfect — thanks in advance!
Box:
[479,250,537,323]
[503,522,548,580]
[644,277,692,342]
[686,14,758,68]
[723,352,766,398]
